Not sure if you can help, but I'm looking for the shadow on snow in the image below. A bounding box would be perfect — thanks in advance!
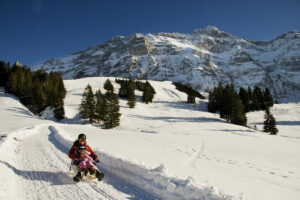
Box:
[0,160,74,186]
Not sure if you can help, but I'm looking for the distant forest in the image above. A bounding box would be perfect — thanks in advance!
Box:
[0,61,66,120]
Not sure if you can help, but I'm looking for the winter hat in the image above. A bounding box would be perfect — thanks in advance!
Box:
[78,133,86,140]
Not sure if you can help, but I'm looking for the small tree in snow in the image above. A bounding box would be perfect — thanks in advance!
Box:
[79,84,95,123]
[263,107,278,135]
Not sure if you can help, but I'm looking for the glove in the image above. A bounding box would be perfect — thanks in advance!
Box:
[72,160,80,165]
[94,157,100,163]
[80,153,86,159]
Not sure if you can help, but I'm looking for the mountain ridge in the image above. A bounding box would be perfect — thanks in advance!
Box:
[33,26,300,101]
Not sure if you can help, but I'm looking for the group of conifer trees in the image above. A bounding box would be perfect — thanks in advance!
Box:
[238,86,274,112]
[172,82,205,104]
[80,79,156,128]
[208,84,278,134]
[115,78,156,104]
[79,79,121,129]
[116,79,137,108]
[0,61,66,120]
[208,85,247,126]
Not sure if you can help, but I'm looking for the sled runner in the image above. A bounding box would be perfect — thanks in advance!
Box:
[71,161,105,182]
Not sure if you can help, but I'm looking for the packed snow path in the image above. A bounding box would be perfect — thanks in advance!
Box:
[0,125,136,200]
[0,125,232,200]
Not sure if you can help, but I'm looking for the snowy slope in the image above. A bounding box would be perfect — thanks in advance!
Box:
[0,78,300,200]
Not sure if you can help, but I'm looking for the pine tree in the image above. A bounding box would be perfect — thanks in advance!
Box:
[263,107,278,135]
[79,84,95,123]
[253,86,265,110]
[231,99,247,126]
[263,88,274,108]
[187,86,196,104]
[239,87,249,112]
[142,81,155,104]
[208,86,223,113]
[104,79,114,94]
[94,89,104,123]
[19,68,33,105]
[54,99,65,121]
[127,80,136,108]
[118,79,129,98]
[247,87,254,111]
[103,87,121,129]
[220,85,237,121]
[31,78,47,114]
[5,71,18,94]
[0,61,10,87]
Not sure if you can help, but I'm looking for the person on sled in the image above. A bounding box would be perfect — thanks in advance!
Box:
[76,145,96,175]
[68,133,104,182]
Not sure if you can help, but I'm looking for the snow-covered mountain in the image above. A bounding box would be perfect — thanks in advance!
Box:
[34,26,300,100]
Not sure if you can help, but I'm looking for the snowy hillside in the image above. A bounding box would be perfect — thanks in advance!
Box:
[0,77,300,200]
[33,26,300,101]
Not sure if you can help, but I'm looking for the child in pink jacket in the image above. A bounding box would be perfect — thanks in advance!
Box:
[76,145,95,174]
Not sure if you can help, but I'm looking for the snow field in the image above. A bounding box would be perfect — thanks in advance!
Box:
[49,125,233,200]
[1,78,300,200]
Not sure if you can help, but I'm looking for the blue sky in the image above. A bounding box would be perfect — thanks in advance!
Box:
[1,0,300,66]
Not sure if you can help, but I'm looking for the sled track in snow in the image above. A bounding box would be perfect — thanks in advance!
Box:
[49,125,233,200]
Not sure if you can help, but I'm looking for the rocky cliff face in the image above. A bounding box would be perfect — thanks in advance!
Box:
[33,26,300,100]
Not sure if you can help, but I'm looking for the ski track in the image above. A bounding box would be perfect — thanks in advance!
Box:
[1,123,297,200]
[49,125,230,200]
[1,125,131,200]
[0,124,232,200]
[141,135,298,181]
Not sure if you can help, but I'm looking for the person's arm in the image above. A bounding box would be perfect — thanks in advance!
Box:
[68,145,77,159]
[86,145,99,162]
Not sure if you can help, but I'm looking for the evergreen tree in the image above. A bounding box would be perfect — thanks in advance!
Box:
[79,84,95,123]
[263,88,274,108]
[46,72,66,107]
[220,85,237,121]
[2,62,66,119]
[5,72,18,94]
[208,84,247,126]
[19,68,33,105]
[31,78,47,114]
[207,85,223,113]
[187,86,196,104]
[142,81,155,104]
[173,82,205,100]
[0,61,10,87]
[104,79,114,94]
[54,99,65,121]
[231,98,247,126]
[127,80,136,108]
[118,79,129,98]
[103,86,121,129]
[94,89,105,123]
[247,87,254,111]
[253,86,265,110]
[263,107,278,135]
[239,87,249,112]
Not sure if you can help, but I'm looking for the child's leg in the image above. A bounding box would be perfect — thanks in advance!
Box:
[79,161,87,170]
[86,160,94,170]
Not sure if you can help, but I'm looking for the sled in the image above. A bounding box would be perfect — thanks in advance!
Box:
[71,162,104,182]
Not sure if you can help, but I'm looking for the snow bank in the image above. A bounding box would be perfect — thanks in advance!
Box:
[49,125,235,200]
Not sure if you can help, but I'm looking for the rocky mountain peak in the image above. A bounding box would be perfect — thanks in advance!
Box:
[33,28,300,101]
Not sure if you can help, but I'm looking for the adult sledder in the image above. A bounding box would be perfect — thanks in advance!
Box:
[68,133,104,182]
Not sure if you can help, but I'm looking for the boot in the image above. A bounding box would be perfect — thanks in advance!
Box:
[84,169,88,176]
[89,168,96,175]
[73,171,82,182]
[96,170,105,181]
